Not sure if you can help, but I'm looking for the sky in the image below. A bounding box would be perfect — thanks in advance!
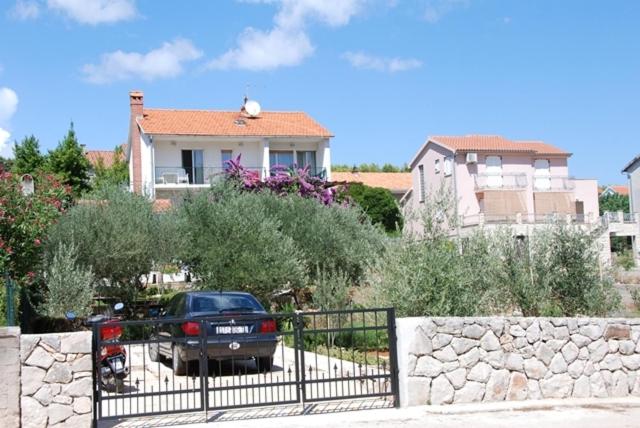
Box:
[0,0,638,184]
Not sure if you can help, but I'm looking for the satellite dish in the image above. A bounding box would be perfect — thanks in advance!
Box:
[244,100,261,117]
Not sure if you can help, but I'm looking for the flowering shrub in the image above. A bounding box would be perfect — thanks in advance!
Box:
[0,168,70,285]
[224,155,341,205]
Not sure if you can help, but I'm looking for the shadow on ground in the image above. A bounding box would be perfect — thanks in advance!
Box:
[98,398,394,428]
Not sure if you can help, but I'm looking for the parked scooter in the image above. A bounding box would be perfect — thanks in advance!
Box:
[67,302,129,393]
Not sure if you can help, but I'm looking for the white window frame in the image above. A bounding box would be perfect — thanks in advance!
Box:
[444,157,453,177]
[534,159,551,190]
[485,155,503,188]
[418,165,425,203]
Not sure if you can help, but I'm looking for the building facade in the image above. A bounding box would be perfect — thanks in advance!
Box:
[403,135,600,236]
[126,91,333,201]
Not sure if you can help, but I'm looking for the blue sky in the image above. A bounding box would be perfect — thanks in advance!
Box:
[0,0,638,184]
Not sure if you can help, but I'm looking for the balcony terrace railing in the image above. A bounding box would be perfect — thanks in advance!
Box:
[461,212,591,227]
[533,175,575,191]
[474,173,527,190]
[154,166,327,186]
[154,166,265,186]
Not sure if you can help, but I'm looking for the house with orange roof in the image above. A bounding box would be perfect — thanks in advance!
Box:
[126,91,333,200]
[599,185,630,198]
[403,135,600,235]
[331,172,412,201]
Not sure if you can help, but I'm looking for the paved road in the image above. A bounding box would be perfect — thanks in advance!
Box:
[104,398,640,428]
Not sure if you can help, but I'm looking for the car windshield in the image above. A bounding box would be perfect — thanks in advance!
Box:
[191,295,263,313]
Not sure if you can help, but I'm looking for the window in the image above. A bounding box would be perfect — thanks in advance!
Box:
[418,165,425,202]
[435,159,441,174]
[485,155,503,188]
[444,157,453,176]
[221,150,233,167]
[296,151,317,171]
[269,151,294,169]
[534,159,551,190]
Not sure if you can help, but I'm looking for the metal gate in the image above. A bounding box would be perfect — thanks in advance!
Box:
[92,308,398,425]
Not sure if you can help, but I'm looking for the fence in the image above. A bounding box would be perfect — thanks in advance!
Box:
[92,308,398,425]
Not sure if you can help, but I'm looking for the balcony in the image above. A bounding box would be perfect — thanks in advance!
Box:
[533,175,575,191]
[155,166,265,187]
[154,165,327,188]
[474,173,527,191]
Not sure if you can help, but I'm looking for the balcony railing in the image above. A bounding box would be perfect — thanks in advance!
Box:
[461,212,591,227]
[474,173,527,190]
[270,165,327,179]
[533,175,575,191]
[154,166,327,186]
[154,166,265,186]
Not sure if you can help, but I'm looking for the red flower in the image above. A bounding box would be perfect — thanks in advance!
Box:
[34,238,41,246]
[27,271,35,279]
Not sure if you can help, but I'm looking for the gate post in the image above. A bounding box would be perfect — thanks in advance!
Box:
[293,311,305,405]
[91,323,99,428]
[386,308,400,408]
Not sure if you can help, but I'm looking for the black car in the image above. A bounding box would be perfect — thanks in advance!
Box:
[148,291,277,375]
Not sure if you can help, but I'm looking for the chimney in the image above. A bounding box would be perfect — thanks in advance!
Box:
[129,91,144,194]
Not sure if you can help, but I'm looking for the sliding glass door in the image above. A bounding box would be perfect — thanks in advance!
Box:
[182,149,204,184]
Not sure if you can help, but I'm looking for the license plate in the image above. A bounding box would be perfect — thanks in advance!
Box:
[113,359,123,371]
[216,325,249,334]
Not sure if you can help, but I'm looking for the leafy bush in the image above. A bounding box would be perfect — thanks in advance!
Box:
[630,288,640,310]
[370,189,620,317]
[346,183,403,233]
[616,250,635,271]
[41,243,94,318]
[44,186,156,293]
[177,181,385,305]
[176,185,307,304]
[312,268,351,311]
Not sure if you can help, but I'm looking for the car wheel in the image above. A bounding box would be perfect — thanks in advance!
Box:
[256,356,273,372]
[172,346,187,375]
[148,342,160,362]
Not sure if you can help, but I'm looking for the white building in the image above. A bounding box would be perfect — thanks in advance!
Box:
[126,91,333,201]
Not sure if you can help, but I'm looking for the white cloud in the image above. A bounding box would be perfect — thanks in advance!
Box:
[423,0,470,23]
[82,38,203,84]
[342,51,422,72]
[0,87,18,159]
[0,87,18,125]
[47,0,137,25]
[9,0,40,20]
[209,27,313,71]
[0,128,12,158]
[209,0,365,71]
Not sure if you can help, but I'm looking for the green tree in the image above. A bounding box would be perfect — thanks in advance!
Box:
[347,183,403,233]
[381,163,400,172]
[47,123,90,194]
[44,186,156,296]
[599,193,629,215]
[93,146,129,188]
[12,135,45,174]
[41,242,94,319]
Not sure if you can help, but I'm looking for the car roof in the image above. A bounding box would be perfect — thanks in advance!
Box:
[178,291,256,297]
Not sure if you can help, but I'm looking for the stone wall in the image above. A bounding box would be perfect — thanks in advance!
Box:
[397,317,640,406]
[0,327,21,427]
[21,332,93,428]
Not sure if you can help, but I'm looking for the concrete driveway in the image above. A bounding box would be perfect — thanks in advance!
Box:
[104,397,640,428]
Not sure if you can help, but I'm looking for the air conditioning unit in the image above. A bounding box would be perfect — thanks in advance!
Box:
[466,152,478,164]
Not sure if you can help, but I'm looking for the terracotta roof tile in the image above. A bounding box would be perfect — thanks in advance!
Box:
[430,135,570,155]
[332,172,412,193]
[85,150,122,168]
[138,109,333,138]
